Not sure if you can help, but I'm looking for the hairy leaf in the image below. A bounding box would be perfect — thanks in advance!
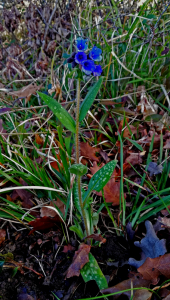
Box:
[83,160,117,204]
[81,253,108,290]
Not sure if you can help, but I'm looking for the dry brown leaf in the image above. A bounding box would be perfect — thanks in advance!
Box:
[62,244,75,253]
[117,120,138,139]
[11,178,35,209]
[9,83,43,103]
[0,229,6,245]
[66,243,91,278]
[164,138,170,149]
[80,142,100,162]
[138,254,170,285]
[86,234,106,244]
[157,217,170,228]
[35,134,44,146]
[163,295,170,300]
[40,199,65,218]
[101,274,151,299]
[133,289,152,300]
[125,153,142,166]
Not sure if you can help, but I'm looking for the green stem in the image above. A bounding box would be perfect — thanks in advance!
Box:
[75,78,89,237]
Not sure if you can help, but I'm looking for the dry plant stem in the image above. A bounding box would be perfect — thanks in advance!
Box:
[41,0,58,50]
[76,78,89,237]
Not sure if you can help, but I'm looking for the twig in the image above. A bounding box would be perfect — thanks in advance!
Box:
[41,0,59,50]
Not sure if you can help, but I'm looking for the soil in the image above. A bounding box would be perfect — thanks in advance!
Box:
[0,223,132,300]
[1,218,169,300]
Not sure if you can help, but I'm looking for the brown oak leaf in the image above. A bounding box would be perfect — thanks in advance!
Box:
[40,199,65,218]
[66,243,91,278]
[80,142,100,162]
[28,216,59,235]
[138,254,170,285]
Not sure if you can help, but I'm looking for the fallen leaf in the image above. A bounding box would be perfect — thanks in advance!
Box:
[0,229,6,245]
[163,295,170,300]
[80,142,100,162]
[40,199,65,218]
[66,243,91,278]
[138,253,170,285]
[101,274,151,299]
[157,216,170,228]
[117,120,138,138]
[129,221,167,268]
[14,178,35,209]
[9,83,43,103]
[138,134,161,148]
[62,244,75,253]
[86,234,106,244]
[133,289,152,300]
[35,134,44,146]
[164,138,170,149]
[125,153,142,166]
[28,216,59,235]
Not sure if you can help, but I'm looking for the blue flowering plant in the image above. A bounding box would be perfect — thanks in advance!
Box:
[67,37,103,77]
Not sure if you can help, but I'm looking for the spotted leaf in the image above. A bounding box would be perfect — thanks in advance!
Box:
[81,253,108,290]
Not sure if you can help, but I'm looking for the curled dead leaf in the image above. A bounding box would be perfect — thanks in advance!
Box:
[66,243,91,278]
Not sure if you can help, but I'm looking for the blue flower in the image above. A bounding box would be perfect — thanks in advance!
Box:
[89,46,102,61]
[93,65,102,76]
[75,52,87,64]
[82,60,95,75]
[67,52,78,68]
[76,37,88,51]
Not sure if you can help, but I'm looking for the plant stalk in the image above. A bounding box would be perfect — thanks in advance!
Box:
[75,78,89,237]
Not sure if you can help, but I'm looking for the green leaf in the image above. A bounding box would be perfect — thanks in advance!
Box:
[79,77,103,122]
[12,267,18,278]
[81,253,108,290]
[83,160,117,205]
[145,114,162,122]
[127,0,152,38]
[69,164,88,176]
[38,92,76,133]
[126,138,143,152]
[69,224,84,240]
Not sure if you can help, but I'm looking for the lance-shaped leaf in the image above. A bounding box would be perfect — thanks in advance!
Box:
[79,77,103,122]
[38,92,76,133]
[83,160,117,205]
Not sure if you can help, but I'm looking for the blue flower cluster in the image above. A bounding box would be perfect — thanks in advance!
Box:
[67,38,102,77]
